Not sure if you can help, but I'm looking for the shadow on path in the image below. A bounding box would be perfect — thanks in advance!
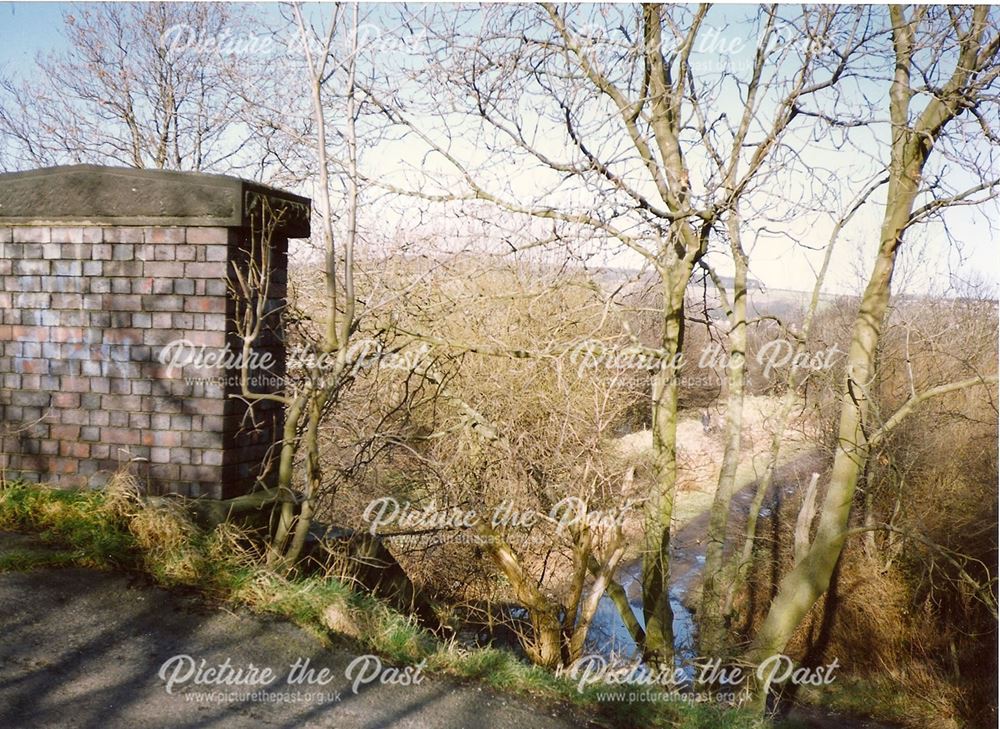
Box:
[0,532,591,729]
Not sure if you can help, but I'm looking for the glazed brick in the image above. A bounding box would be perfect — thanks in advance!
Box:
[101,427,141,445]
[2,221,288,497]
[144,261,185,278]
[49,227,86,244]
[184,262,222,279]
[52,260,82,276]
[13,260,49,276]
[149,228,185,244]
[186,227,228,245]
[184,296,226,313]
[14,227,51,243]
[103,228,143,244]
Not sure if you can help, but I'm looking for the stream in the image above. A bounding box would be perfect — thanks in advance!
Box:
[584,550,702,681]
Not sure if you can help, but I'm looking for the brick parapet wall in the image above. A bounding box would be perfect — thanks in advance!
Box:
[0,224,287,498]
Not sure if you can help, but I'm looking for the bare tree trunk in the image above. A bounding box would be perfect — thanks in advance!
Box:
[642,277,688,669]
[744,8,998,710]
[720,169,890,618]
[698,229,748,656]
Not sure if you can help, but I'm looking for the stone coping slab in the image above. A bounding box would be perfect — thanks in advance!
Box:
[0,165,310,238]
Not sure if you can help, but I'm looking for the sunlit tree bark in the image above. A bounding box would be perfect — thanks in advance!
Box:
[746,5,999,709]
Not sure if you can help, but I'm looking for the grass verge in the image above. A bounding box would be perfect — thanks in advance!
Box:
[0,475,759,729]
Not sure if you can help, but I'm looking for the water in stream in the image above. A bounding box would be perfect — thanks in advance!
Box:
[584,553,702,682]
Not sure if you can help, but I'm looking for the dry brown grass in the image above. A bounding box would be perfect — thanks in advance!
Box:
[737,298,998,728]
[97,469,204,583]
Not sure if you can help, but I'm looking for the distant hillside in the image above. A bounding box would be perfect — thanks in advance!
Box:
[589,265,847,322]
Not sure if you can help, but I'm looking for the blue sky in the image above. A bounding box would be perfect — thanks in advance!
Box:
[1,3,997,296]
[0,3,68,72]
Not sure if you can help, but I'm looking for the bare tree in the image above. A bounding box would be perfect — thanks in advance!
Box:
[375,2,874,670]
[745,6,1000,709]
[230,3,365,568]
[0,2,251,171]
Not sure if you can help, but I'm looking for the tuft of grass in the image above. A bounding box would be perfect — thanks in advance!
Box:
[0,479,136,567]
